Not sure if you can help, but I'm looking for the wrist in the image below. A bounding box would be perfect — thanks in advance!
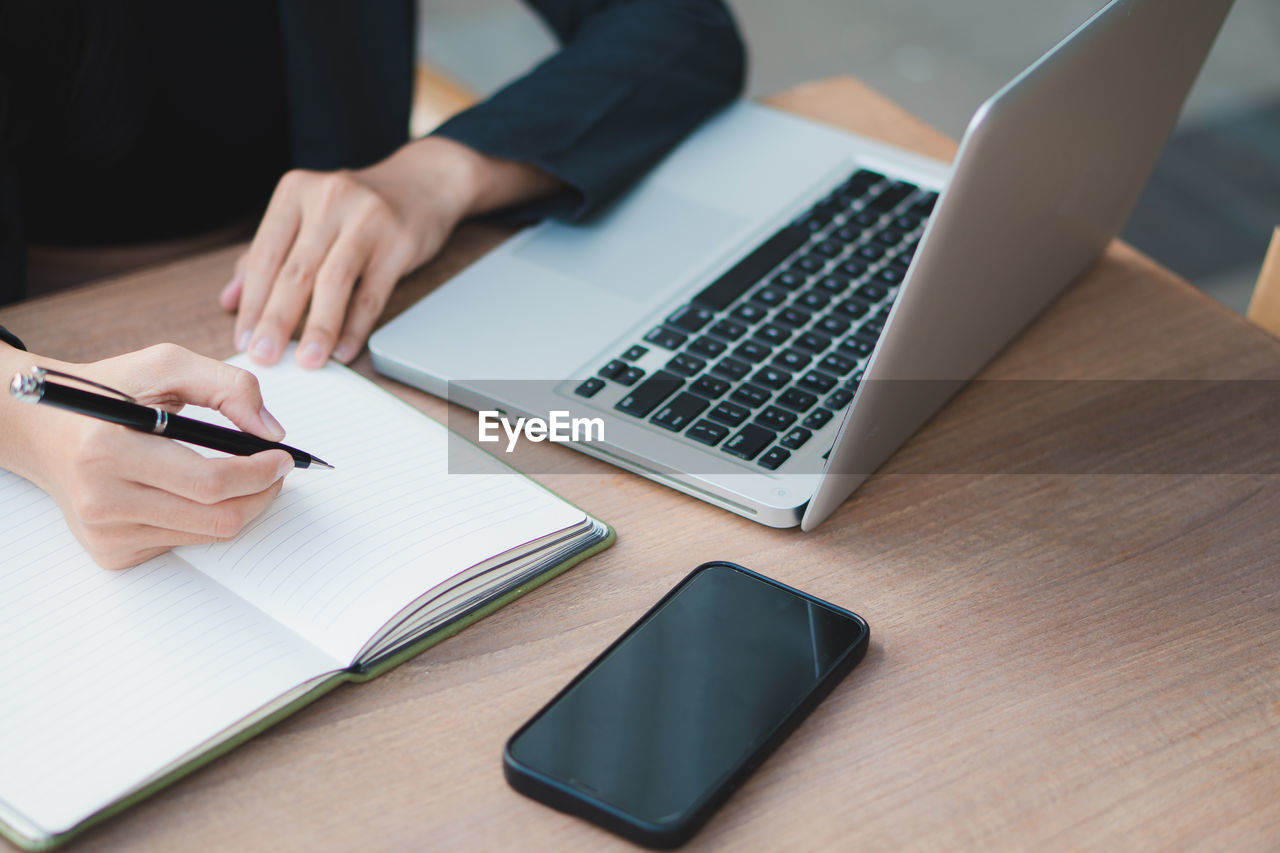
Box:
[0,345,73,485]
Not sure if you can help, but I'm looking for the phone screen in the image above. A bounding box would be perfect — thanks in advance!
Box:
[505,563,868,843]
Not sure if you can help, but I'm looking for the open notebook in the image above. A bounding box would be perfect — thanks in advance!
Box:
[0,354,613,850]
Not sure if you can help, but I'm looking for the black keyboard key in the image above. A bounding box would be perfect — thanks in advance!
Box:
[772,349,811,372]
[855,244,885,262]
[797,370,838,394]
[622,344,649,361]
[776,306,812,328]
[709,319,748,341]
[751,366,792,390]
[687,419,730,446]
[894,214,920,232]
[731,303,769,324]
[575,377,605,398]
[756,405,796,431]
[856,323,883,343]
[754,323,792,346]
[752,286,787,307]
[693,224,810,310]
[834,299,871,319]
[856,283,889,302]
[665,352,707,376]
[644,326,687,350]
[666,304,714,333]
[690,375,731,399]
[866,180,918,212]
[802,407,834,430]
[795,332,832,353]
[796,291,831,311]
[651,392,709,432]
[846,168,885,188]
[845,370,864,392]
[839,338,875,359]
[723,424,777,460]
[731,382,771,408]
[734,339,772,363]
[838,259,868,278]
[798,215,826,233]
[910,192,939,216]
[772,271,806,291]
[779,426,813,449]
[615,370,683,417]
[833,225,863,243]
[816,275,851,295]
[777,387,818,412]
[599,359,626,379]
[818,353,858,375]
[850,210,880,228]
[616,366,645,386]
[817,316,850,336]
[757,446,791,470]
[795,254,825,273]
[711,357,751,381]
[708,400,750,427]
[874,229,904,247]
[877,267,904,284]
[827,388,854,410]
[814,240,842,258]
[688,335,727,359]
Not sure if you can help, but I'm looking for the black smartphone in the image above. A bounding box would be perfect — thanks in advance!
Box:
[503,561,870,848]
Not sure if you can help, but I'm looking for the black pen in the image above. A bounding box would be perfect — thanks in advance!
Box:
[9,368,333,469]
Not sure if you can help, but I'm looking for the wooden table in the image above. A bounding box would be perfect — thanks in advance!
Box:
[3,78,1278,851]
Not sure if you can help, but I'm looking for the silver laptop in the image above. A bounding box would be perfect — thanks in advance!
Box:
[371,0,1232,530]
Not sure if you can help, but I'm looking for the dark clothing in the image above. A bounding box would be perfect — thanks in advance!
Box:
[0,0,744,306]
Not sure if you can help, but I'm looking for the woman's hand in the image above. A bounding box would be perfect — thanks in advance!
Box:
[0,343,293,569]
[220,135,564,369]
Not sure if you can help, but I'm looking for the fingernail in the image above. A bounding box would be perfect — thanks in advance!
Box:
[221,273,243,299]
[276,455,295,479]
[298,341,325,367]
[250,336,277,362]
[236,329,252,351]
[333,343,354,363]
[259,405,285,439]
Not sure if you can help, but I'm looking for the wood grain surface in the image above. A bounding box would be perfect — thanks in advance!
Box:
[1,77,1277,852]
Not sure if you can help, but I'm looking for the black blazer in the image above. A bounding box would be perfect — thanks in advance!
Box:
[0,0,744,307]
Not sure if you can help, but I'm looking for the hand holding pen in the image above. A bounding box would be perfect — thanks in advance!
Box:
[0,343,320,570]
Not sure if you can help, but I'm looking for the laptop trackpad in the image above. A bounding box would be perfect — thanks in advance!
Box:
[513,186,748,302]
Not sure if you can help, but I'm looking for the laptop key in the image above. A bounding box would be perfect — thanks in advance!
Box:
[708,400,750,427]
[690,375,731,399]
[666,353,707,377]
[855,244,885,262]
[795,331,832,353]
[834,299,871,319]
[756,405,796,431]
[616,366,645,386]
[817,316,850,336]
[802,407,834,430]
[838,259,868,278]
[779,426,812,449]
[651,392,709,432]
[775,306,812,328]
[856,283,889,302]
[814,240,842,258]
[730,382,771,408]
[877,267,904,284]
[866,180,918,212]
[688,336,727,359]
[839,338,875,359]
[833,225,862,243]
[734,340,772,363]
[847,168,885,187]
[575,377,606,398]
[615,370,683,417]
[752,366,792,390]
[910,192,939,216]
[599,359,627,379]
[644,326,687,350]
[777,387,818,412]
[757,446,791,470]
[772,271,806,291]
[850,210,880,228]
[874,229,904,247]
[816,275,851,295]
[731,303,768,324]
[827,388,854,410]
[772,349,811,372]
[723,424,777,460]
[692,224,810,311]
[709,319,748,341]
[710,356,752,381]
[622,344,649,361]
[797,370,838,394]
[666,305,714,333]
[818,353,858,375]
[752,286,787,307]
[754,323,792,346]
[795,255,825,273]
[687,419,731,446]
[796,291,831,311]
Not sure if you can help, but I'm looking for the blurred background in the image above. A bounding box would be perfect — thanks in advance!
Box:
[416,0,1280,314]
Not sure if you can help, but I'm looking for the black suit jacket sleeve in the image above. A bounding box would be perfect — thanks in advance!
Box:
[432,0,745,222]
[0,325,24,351]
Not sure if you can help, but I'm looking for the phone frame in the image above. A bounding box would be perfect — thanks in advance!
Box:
[503,561,870,848]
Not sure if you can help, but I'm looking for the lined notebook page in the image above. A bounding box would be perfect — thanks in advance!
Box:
[0,472,338,837]
[182,355,587,665]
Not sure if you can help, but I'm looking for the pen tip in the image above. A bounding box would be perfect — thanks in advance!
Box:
[312,458,335,470]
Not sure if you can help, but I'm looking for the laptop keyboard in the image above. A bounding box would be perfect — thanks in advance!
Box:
[573,168,937,472]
